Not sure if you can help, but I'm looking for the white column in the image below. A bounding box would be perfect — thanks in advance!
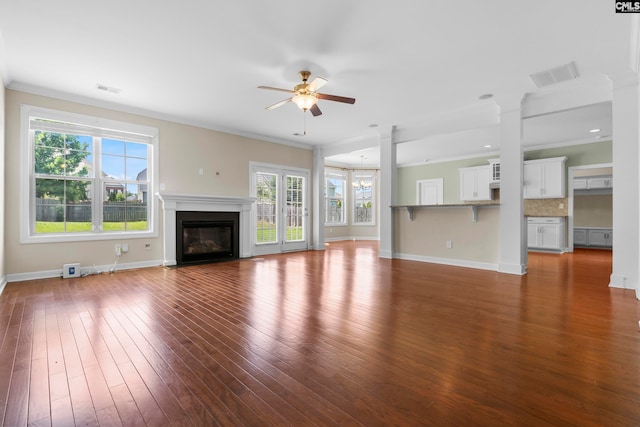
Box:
[312,147,326,250]
[379,125,397,259]
[497,96,527,275]
[609,72,640,292]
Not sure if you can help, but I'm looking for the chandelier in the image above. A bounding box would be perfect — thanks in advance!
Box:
[352,156,372,190]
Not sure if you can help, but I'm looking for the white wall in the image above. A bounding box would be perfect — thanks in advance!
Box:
[5,90,313,278]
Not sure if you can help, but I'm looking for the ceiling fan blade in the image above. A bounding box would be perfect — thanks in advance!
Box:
[266,98,292,110]
[317,93,356,104]
[310,104,322,117]
[258,85,295,94]
[307,77,328,92]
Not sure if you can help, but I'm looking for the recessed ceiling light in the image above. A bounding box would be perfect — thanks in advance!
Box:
[589,128,601,133]
[483,144,492,148]
[369,124,378,128]
[478,94,493,100]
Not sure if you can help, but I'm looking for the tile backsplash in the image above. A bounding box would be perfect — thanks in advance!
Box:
[524,198,569,217]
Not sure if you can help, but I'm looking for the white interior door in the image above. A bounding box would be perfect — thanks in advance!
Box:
[252,164,309,255]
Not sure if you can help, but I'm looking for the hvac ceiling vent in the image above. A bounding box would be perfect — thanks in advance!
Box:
[529,62,578,88]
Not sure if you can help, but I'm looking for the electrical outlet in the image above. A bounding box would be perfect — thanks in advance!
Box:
[115,244,122,256]
[122,243,129,253]
[144,243,152,251]
[446,240,453,249]
[62,263,81,278]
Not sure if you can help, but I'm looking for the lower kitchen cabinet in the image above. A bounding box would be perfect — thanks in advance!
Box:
[527,217,565,251]
[574,228,612,248]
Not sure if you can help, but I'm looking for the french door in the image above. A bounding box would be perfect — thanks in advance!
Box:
[251,163,309,255]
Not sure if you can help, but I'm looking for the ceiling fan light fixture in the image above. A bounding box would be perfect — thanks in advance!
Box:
[292,94,317,111]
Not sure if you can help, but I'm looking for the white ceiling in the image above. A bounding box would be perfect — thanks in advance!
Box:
[0,1,629,167]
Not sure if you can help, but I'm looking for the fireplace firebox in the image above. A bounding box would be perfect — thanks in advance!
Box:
[176,211,239,265]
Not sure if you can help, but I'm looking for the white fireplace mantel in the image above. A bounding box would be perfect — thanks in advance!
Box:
[157,193,256,266]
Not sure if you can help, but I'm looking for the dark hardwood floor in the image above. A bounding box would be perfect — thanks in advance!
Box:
[0,241,638,426]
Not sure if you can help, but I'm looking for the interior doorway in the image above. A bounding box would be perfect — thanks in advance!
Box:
[567,163,613,252]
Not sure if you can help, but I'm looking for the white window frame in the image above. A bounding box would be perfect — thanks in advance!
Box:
[352,171,376,226]
[324,168,347,226]
[20,104,159,243]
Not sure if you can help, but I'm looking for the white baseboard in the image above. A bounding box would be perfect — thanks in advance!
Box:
[324,237,380,243]
[609,274,626,289]
[394,252,498,272]
[5,260,164,283]
[498,263,528,275]
[0,277,7,295]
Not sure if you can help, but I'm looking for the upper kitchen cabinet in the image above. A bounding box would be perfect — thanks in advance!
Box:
[459,165,492,201]
[523,157,567,199]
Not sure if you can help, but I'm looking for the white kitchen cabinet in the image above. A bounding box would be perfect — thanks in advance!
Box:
[524,157,567,199]
[488,158,500,184]
[573,227,612,248]
[459,165,492,201]
[527,217,565,251]
[573,176,613,191]
[587,229,613,247]
[586,176,613,189]
[573,228,588,246]
[573,178,588,190]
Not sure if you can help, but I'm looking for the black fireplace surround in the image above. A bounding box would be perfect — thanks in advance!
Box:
[176,211,240,266]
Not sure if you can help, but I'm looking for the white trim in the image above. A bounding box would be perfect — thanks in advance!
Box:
[609,274,628,289]
[157,193,256,265]
[5,260,163,283]
[0,277,7,295]
[567,162,613,252]
[324,236,380,242]
[394,252,498,272]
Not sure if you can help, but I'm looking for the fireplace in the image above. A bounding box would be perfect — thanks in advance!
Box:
[176,211,239,265]
[157,193,255,267]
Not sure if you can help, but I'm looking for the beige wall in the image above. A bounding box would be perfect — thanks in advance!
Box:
[574,194,613,227]
[0,79,5,283]
[5,90,313,276]
[394,206,499,265]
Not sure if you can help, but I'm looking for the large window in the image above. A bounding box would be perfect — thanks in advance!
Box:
[352,172,375,225]
[21,105,158,243]
[324,169,347,225]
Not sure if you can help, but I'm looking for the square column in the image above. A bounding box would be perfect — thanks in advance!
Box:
[497,96,527,275]
[379,126,397,259]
